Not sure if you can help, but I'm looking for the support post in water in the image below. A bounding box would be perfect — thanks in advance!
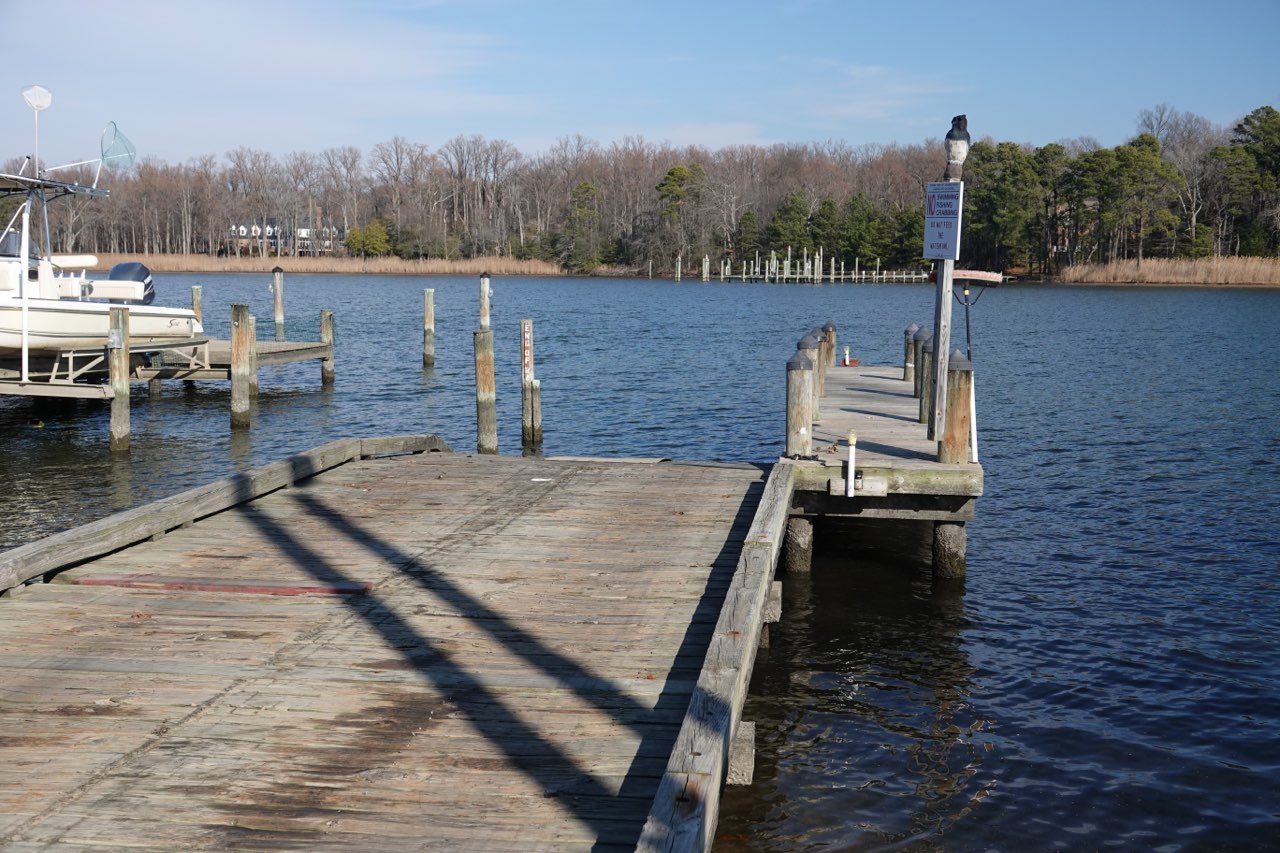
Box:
[230,303,252,429]
[938,351,974,463]
[422,288,435,367]
[479,272,491,331]
[271,266,285,339]
[320,310,335,386]
[191,285,203,325]
[474,327,497,454]
[903,323,919,381]
[786,348,813,458]
[108,307,130,453]
[520,319,542,447]
[933,521,967,579]
[248,316,259,397]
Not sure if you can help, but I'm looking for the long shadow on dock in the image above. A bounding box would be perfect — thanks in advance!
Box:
[210,455,756,848]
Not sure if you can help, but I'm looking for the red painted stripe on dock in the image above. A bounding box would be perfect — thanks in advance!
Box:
[71,574,372,595]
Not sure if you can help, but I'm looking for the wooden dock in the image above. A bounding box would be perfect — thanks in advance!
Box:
[0,437,792,851]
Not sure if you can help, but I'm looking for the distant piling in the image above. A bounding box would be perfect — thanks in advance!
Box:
[422,288,436,368]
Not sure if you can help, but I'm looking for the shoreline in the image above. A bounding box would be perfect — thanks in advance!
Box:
[83,253,1280,287]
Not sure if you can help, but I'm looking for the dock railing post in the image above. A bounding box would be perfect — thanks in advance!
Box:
[520,318,542,448]
[422,288,435,368]
[903,323,919,381]
[108,307,130,453]
[912,326,931,398]
[918,338,934,425]
[320,309,335,386]
[271,266,285,339]
[230,303,252,429]
[786,349,813,458]
[938,351,974,463]
[799,334,821,424]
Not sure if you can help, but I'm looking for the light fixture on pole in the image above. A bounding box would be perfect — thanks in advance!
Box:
[22,85,52,177]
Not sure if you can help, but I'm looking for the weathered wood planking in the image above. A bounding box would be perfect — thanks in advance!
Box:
[793,364,983,502]
[0,451,766,851]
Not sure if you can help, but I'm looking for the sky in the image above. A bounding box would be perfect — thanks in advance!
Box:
[3,0,1278,170]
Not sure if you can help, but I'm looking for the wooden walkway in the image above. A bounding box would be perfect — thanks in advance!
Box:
[0,443,792,851]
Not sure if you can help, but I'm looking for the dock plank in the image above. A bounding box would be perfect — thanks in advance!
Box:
[0,452,764,851]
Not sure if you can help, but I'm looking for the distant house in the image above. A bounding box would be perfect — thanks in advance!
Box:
[226,217,345,256]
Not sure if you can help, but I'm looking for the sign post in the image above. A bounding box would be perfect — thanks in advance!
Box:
[923,180,964,440]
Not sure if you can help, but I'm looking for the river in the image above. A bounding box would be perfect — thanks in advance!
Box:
[2,274,1278,850]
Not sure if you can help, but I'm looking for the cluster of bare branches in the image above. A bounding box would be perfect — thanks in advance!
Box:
[8,102,1277,277]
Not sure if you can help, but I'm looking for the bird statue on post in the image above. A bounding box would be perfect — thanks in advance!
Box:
[944,114,970,181]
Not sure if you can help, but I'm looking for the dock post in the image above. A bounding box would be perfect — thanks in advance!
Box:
[823,322,837,367]
[479,272,491,331]
[230,304,252,429]
[809,327,828,401]
[520,319,542,447]
[784,517,813,574]
[108,307,130,453]
[320,310,335,386]
[248,316,259,397]
[786,349,813,458]
[422,288,435,367]
[798,334,821,424]
[474,328,497,454]
[191,285,203,325]
[933,522,967,579]
[918,338,934,425]
[938,351,974,463]
[912,326,931,398]
[903,323,919,381]
[271,266,285,339]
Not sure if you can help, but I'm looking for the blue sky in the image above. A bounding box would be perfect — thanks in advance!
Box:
[4,0,1277,168]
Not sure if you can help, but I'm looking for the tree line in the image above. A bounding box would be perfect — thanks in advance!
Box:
[10,103,1278,275]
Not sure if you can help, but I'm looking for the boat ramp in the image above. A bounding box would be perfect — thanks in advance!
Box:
[0,321,982,851]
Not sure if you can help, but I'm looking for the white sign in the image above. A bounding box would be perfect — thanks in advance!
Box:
[923,181,964,260]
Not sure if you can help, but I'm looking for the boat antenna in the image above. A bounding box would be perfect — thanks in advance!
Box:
[21,85,52,177]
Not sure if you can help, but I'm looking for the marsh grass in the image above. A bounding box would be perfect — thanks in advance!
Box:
[90,254,564,277]
[1062,257,1280,286]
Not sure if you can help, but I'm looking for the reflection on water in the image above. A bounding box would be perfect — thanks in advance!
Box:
[717,550,989,851]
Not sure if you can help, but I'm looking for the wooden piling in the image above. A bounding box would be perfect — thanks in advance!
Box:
[271,266,285,327]
[798,334,821,424]
[248,316,259,397]
[822,322,837,367]
[520,319,542,446]
[422,288,436,367]
[474,328,497,454]
[108,307,129,453]
[786,349,813,457]
[933,522,967,579]
[320,310,335,386]
[479,273,492,331]
[918,338,933,426]
[903,323,919,381]
[912,326,931,398]
[938,351,973,463]
[230,304,252,429]
[190,285,203,325]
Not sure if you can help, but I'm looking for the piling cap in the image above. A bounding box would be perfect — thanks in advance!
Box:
[922,338,934,353]
[272,265,283,274]
[905,322,920,336]
[787,351,814,371]
[913,326,931,342]
[949,351,974,371]
[798,334,820,350]
[822,321,836,334]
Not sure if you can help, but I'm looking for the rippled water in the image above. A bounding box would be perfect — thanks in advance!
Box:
[3,275,1278,850]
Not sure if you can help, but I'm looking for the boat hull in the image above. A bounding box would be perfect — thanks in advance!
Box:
[0,299,202,355]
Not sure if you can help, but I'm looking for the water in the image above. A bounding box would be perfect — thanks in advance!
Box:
[3,275,1279,850]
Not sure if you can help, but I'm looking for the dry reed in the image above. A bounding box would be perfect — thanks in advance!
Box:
[1060,257,1280,286]
[88,254,565,277]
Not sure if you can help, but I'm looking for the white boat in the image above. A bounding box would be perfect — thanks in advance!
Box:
[0,86,202,376]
